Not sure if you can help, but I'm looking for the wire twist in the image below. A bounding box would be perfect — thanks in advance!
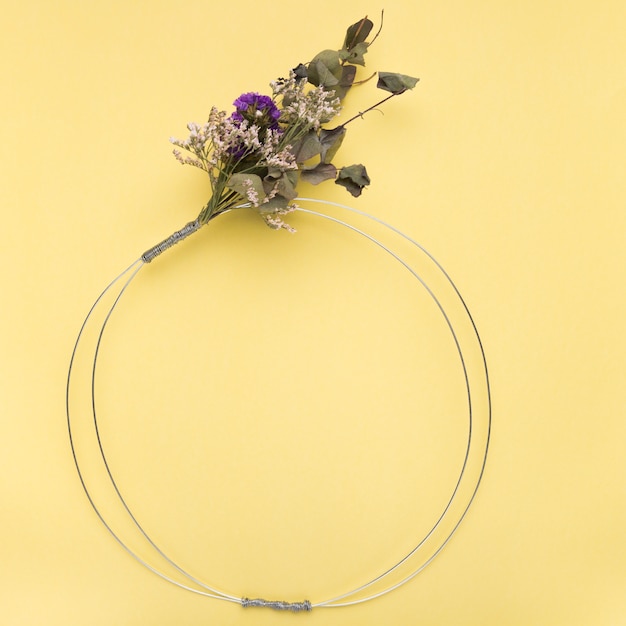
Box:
[141,219,201,263]
[241,597,312,612]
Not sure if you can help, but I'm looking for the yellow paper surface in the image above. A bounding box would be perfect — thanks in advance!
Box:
[1,1,625,625]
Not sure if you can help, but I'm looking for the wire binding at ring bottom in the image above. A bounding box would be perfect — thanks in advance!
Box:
[241,597,312,612]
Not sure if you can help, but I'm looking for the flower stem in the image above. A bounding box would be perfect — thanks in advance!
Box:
[339,91,402,127]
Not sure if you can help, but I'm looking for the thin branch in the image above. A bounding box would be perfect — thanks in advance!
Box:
[370,9,385,46]
[339,91,402,127]
[351,71,377,87]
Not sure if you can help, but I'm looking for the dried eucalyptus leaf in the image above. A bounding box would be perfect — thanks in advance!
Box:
[264,166,283,181]
[227,173,266,202]
[377,72,420,94]
[275,171,298,200]
[319,126,346,164]
[317,61,340,88]
[343,17,374,50]
[307,50,342,87]
[292,63,308,80]
[258,195,290,213]
[338,41,369,66]
[300,162,337,185]
[292,131,321,163]
[263,169,299,199]
[333,64,357,101]
[335,164,370,197]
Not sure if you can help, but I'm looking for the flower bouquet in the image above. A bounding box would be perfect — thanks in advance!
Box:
[170,14,418,232]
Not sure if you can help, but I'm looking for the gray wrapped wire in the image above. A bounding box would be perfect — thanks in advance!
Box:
[141,219,201,263]
[241,598,312,612]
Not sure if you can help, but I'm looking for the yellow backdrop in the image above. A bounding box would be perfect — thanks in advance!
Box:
[1,1,625,625]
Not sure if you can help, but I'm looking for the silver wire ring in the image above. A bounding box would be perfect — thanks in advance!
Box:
[66,199,491,609]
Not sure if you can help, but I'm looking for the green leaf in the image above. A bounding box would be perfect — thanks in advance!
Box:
[291,131,321,163]
[335,164,370,197]
[307,50,342,88]
[333,64,357,101]
[226,173,265,204]
[377,72,419,94]
[310,61,339,91]
[264,166,284,181]
[283,170,299,199]
[319,126,346,164]
[315,60,339,87]
[292,63,308,80]
[258,195,290,213]
[263,170,298,201]
[300,162,337,185]
[338,41,369,66]
[343,17,374,50]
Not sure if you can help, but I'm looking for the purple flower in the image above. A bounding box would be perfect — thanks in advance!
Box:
[231,92,281,129]
[227,92,282,161]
